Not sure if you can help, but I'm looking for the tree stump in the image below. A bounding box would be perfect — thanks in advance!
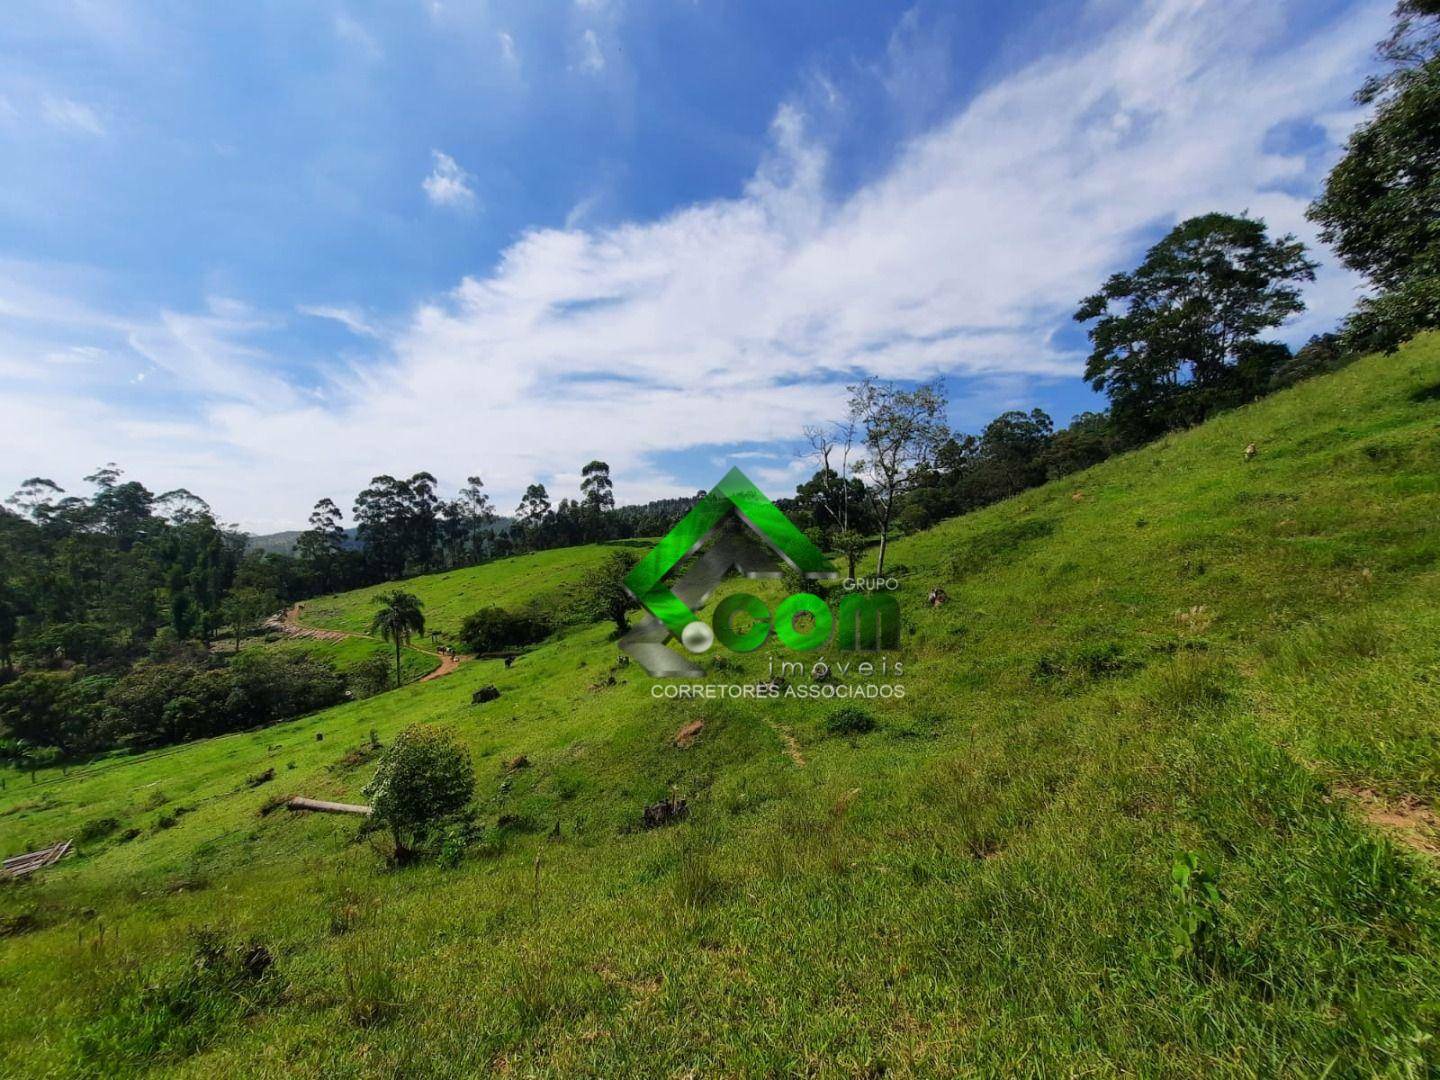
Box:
[642,795,688,829]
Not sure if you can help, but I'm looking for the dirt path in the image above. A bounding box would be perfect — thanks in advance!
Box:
[766,721,806,767]
[267,604,354,643]
[1340,786,1440,857]
[269,603,470,683]
[419,650,463,682]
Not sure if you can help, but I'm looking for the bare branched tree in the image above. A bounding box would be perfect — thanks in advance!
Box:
[847,378,949,576]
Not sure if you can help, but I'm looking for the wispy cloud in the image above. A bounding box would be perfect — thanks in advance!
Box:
[298,304,380,338]
[40,95,103,135]
[578,29,605,73]
[498,30,518,67]
[0,0,1388,529]
[564,192,602,230]
[421,150,477,208]
[334,13,383,61]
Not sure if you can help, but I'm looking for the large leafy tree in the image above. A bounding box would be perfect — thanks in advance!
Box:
[85,464,158,551]
[0,587,17,677]
[514,483,552,529]
[220,587,278,653]
[353,473,441,579]
[574,549,641,635]
[296,497,346,591]
[1074,213,1315,441]
[1040,412,1116,480]
[439,475,496,567]
[5,477,65,521]
[1357,0,1440,106]
[1309,2,1440,352]
[973,409,1055,502]
[795,468,871,539]
[368,590,426,690]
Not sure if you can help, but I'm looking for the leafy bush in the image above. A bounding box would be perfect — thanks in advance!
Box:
[363,723,475,852]
[458,606,550,655]
[345,654,394,698]
[18,621,117,666]
[824,705,877,736]
[79,816,121,843]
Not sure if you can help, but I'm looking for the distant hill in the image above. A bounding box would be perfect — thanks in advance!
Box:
[244,527,363,555]
[244,529,305,555]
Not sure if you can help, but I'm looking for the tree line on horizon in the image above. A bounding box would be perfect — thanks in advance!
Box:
[0,0,1434,764]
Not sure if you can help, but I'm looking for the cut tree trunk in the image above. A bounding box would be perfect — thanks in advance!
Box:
[286,797,372,816]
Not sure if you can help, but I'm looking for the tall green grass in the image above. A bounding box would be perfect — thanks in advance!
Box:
[1,336,1439,1075]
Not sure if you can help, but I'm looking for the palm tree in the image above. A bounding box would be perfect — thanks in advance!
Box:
[369,590,426,689]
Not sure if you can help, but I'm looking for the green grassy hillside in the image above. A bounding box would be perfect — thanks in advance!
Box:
[3,337,1440,1076]
[298,541,650,642]
[265,636,440,684]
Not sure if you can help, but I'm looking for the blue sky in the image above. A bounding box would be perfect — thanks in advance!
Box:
[0,0,1388,530]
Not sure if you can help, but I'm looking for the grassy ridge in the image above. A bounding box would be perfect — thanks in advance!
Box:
[1,338,1439,1075]
[263,634,441,683]
[297,540,651,641]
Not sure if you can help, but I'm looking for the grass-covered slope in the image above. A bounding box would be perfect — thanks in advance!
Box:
[3,337,1440,1076]
[298,541,651,641]
[265,635,440,683]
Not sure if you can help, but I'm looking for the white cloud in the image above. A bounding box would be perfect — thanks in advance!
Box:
[40,95,104,135]
[334,13,382,60]
[498,30,518,67]
[578,29,605,73]
[564,192,602,230]
[0,0,1391,529]
[44,345,107,365]
[421,150,477,208]
[298,304,380,338]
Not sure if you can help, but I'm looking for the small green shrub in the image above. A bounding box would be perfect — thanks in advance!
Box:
[824,705,877,736]
[1032,641,1140,686]
[1169,851,1223,971]
[79,816,121,843]
[346,654,394,697]
[363,723,475,853]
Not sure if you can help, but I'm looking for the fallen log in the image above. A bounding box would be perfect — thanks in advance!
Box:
[286,797,372,817]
